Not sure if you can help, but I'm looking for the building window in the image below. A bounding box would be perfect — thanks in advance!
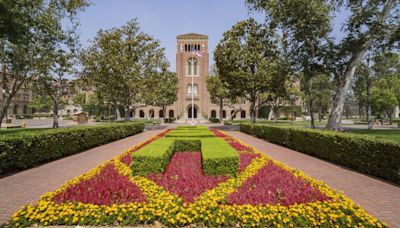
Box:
[169,110,174,118]
[159,110,164,118]
[139,110,144,118]
[241,110,246,118]
[187,58,198,76]
[187,84,198,96]
[222,110,226,119]
[211,110,216,118]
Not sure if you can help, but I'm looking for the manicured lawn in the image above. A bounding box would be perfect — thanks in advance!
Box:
[346,129,400,142]
[9,126,385,227]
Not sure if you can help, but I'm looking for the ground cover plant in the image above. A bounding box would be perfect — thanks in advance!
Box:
[9,126,386,227]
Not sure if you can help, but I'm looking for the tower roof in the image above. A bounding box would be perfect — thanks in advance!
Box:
[177,33,208,39]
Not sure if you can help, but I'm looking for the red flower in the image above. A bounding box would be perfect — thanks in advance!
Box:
[227,162,329,206]
[148,152,227,203]
[53,164,146,205]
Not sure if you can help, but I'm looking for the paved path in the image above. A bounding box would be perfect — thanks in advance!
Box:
[0,129,165,224]
[226,131,400,227]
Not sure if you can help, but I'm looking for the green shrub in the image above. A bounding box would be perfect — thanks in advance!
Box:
[131,138,175,176]
[132,128,239,176]
[174,140,201,151]
[209,117,220,123]
[201,138,239,176]
[240,123,400,184]
[0,123,145,174]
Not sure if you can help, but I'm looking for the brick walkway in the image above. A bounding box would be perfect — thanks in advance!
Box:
[0,129,165,224]
[227,131,400,227]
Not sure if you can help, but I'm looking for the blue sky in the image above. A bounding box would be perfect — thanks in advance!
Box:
[77,1,347,71]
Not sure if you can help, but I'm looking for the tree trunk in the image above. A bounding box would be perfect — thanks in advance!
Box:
[267,103,274,121]
[108,102,111,123]
[219,99,223,122]
[310,109,315,129]
[53,101,59,128]
[124,99,130,122]
[0,105,7,129]
[318,107,323,122]
[250,101,257,124]
[366,84,373,130]
[162,106,166,124]
[326,0,396,131]
[387,109,393,125]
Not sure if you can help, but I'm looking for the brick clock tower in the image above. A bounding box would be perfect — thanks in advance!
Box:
[176,33,210,120]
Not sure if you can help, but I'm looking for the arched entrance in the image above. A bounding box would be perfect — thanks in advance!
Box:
[188,106,198,119]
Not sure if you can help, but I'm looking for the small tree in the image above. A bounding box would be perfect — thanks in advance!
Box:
[207,73,230,122]
[144,70,178,123]
[35,50,74,128]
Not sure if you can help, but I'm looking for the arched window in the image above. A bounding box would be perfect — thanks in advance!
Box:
[139,110,144,118]
[169,110,174,118]
[241,110,246,118]
[193,61,198,75]
[149,109,154,118]
[187,58,198,76]
[187,84,198,95]
[211,110,216,118]
[222,110,227,118]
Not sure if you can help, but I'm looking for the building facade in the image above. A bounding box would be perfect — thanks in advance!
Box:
[134,33,251,121]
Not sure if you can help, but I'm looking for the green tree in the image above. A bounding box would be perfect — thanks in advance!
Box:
[80,19,167,122]
[144,70,178,123]
[214,19,282,123]
[246,0,399,131]
[371,76,399,124]
[34,50,75,128]
[301,73,332,128]
[0,0,89,128]
[207,72,229,122]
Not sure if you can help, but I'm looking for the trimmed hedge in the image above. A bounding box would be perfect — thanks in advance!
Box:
[240,123,400,184]
[131,138,175,176]
[174,139,201,151]
[201,138,239,176]
[132,128,239,176]
[0,123,145,174]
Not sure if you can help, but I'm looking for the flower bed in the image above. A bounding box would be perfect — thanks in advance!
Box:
[9,127,386,227]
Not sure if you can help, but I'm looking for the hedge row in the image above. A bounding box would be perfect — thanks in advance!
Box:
[131,138,175,176]
[0,123,145,174]
[201,138,239,176]
[240,123,400,184]
[132,128,239,176]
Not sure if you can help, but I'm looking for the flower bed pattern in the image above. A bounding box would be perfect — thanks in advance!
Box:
[148,152,227,203]
[9,127,386,227]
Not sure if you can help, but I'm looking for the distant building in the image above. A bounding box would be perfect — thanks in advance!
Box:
[0,73,34,117]
[135,33,300,121]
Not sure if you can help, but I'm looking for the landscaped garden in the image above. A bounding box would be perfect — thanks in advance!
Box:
[9,126,385,227]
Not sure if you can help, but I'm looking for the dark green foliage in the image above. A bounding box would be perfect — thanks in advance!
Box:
[174,140,201,152]
[0,123,145,174]
[209,117,220,123]
[240,123,400,184]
